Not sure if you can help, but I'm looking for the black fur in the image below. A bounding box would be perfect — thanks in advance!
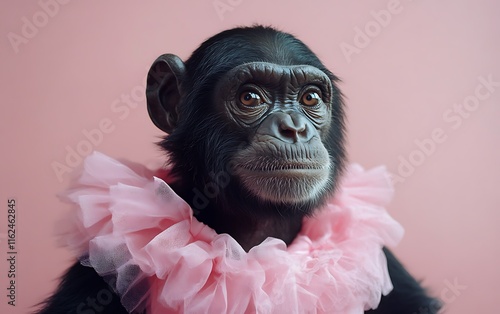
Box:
[37,26,441,313]
[367,248,442,313]
[36,262,129,314]
[163,26,346,219]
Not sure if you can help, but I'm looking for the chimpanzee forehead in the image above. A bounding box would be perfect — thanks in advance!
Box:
[221,62,332,88]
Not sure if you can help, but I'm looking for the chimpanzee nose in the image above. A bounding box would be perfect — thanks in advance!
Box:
[259,112,314,143]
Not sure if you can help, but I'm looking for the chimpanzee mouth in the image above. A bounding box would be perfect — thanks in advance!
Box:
[235,162,332,203]
[234,140,332,175]
[239,161,328,173]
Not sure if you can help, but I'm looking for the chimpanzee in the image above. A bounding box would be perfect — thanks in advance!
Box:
[37,26,440,313]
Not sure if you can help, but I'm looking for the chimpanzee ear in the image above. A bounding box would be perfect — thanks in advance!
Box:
[146,54,185,133]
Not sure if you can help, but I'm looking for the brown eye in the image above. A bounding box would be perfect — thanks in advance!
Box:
[240,91,261,106]
[301,92,320,106]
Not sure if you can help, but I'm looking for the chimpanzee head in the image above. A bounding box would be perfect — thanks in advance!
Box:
[146,26,346,222]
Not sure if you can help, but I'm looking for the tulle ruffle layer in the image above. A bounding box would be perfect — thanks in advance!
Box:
[61,152,404,313]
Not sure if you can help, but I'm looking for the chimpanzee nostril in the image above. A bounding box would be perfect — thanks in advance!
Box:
[256,112,314,143]
[279,127,297,140]
[277,113,312,143]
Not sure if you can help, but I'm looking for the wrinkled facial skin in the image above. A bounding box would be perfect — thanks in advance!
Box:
[148,26,346,220]
[214,62,334,203]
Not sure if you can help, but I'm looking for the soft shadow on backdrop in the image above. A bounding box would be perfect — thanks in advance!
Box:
[1,1,499,313]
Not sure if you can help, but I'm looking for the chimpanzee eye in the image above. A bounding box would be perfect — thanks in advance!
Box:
[301,92,321,106]
[240,91,262,106]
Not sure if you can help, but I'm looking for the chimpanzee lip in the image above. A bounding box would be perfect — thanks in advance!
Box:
[239,162,327,172]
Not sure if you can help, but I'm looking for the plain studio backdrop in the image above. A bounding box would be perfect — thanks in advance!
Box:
[1,1,499,313]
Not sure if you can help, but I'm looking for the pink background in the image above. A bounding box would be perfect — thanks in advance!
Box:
[1,0,499,313]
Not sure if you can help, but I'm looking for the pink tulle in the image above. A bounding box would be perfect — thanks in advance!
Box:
[60,152,404,314]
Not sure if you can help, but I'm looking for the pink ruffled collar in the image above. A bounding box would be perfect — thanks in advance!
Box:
[61,152,404,314]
